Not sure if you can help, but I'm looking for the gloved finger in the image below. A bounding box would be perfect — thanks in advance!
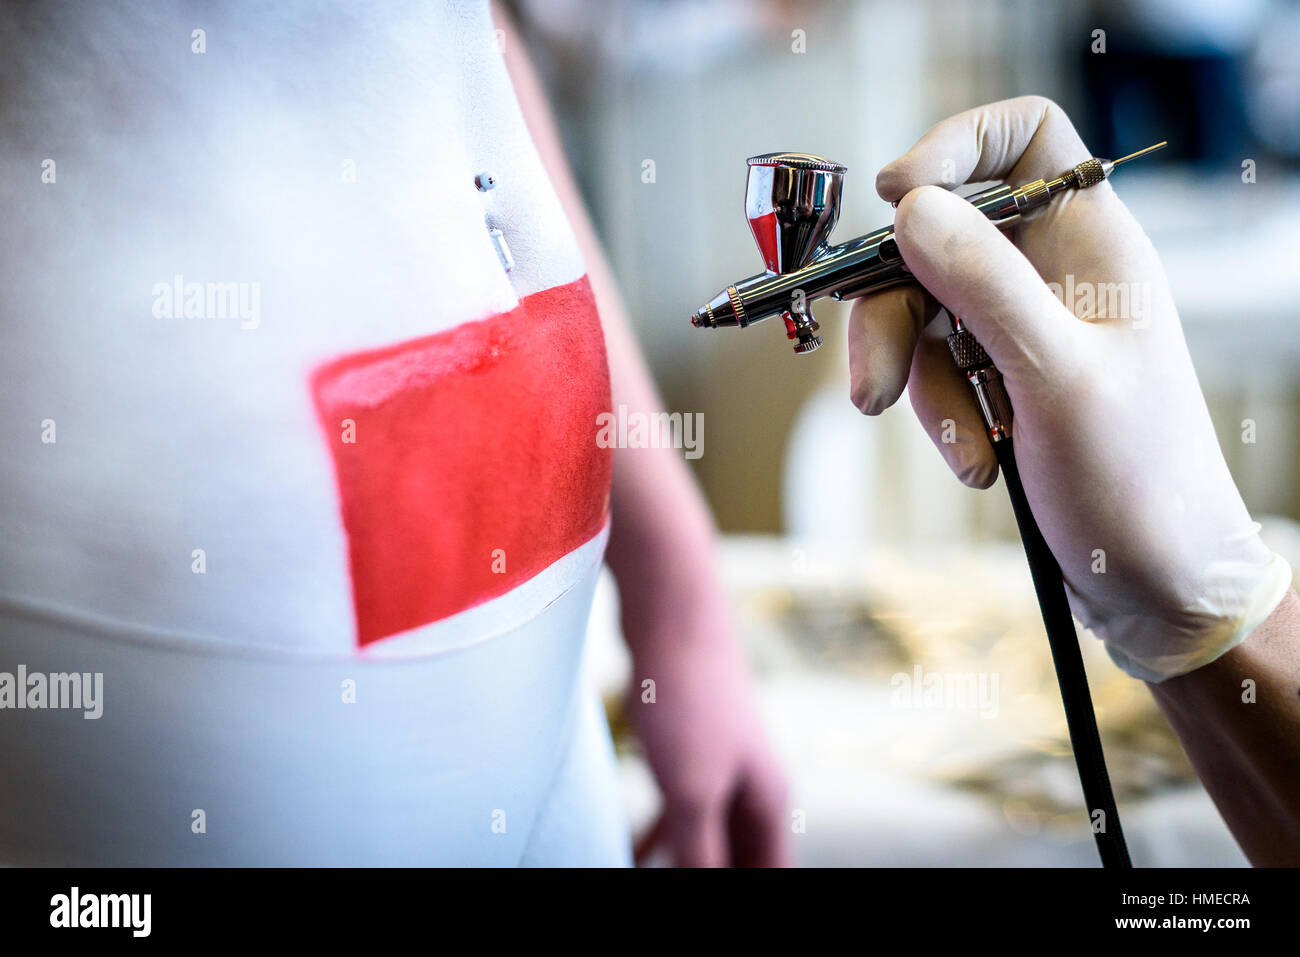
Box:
[726,761,792,868]
[847,284,939,415]
[892,185,1084,379]
[908,318,999,489]
[668,801,730,868]
[875,95,1090,201]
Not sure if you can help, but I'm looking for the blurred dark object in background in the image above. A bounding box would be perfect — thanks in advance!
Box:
[1083,0,1300,166]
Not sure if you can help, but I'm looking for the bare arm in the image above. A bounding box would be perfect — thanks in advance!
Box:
[496,5,789,866]
[1148,589,1300,865]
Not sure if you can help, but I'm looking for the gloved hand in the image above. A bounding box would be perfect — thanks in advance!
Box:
[847,95,1292,683]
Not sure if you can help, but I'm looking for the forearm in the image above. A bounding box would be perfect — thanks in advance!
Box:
[1147,589,1300,865]
[606,449,733,664]
[598,269,734,662]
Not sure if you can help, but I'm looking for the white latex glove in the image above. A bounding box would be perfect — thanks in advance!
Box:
[847,96,1292,683]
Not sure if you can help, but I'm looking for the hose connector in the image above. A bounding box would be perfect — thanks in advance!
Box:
[946,317,1013,443]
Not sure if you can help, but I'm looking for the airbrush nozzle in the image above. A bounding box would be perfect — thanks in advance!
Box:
[1014,140,1168,210]
[1099,140,1167,178]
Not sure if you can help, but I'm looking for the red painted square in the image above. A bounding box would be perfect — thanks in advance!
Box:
[310,277,612,646]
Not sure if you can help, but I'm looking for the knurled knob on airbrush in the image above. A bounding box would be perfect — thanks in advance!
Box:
[946,323,993,372]
[1072,157,1106,188]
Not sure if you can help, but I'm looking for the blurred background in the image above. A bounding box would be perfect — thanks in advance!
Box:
[513,0,1300,865]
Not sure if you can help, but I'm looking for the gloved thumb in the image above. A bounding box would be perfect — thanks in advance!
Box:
[892,185,1081,377]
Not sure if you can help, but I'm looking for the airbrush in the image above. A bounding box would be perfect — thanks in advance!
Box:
[692,142,1165,441]
[691,141,1167,868]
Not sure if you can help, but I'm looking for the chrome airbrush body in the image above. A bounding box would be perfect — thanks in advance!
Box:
[690,142,1166,439]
